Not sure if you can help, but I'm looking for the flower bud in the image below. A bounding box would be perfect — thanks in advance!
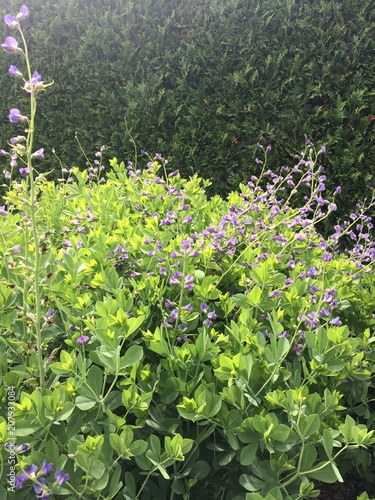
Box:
[9,65,23,78]
[17,5,30,20]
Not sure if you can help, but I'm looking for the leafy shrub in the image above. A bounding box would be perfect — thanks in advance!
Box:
[1,4,375,500]
[1,0,375,222]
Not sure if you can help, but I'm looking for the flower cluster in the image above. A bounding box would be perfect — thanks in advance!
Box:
[1,4,52,180]
[15,460,69,499]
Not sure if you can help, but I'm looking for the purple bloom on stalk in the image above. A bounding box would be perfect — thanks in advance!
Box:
[9,108,26,123]
[333,186,342,196]
[15,472,28,488]
[54,470,70,486]
[318,146,326,154]
[31,148,45,160]
[330,316,342,326]
[4,14,19,29]
[25,464,39,475]
[34,477,50,499]
[200,303,209,312]
[17,5,30,20]
[19,167,30,177]
[307,267,318,278]
[0,206,8,216]
[184,274,195,291]
[76,335,89,344]
[45,309,55,318]
[322,252,333,262]
[24,71,44,93]
[41,460,54,475]
[1,37,21,54]
[292,343,303,356]
[9,65,22,77]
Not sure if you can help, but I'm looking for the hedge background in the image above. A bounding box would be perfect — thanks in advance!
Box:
[1,0,374,225]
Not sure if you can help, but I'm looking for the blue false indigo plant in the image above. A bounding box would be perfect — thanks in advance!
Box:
[1,4,375,500]
[1,4,53,392]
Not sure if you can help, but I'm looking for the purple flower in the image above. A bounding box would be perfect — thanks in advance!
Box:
[17,5,30,20]
[25,464,39,475]
[292,343,303,356]
[170,272,183,285]
[15,472,28,488]
[0,206,8,216]
[54,470,70,486]
[307,267,318,278]
[9,108,26,123]
[31,148,45,160]
[9,65,22,77]
[76,335,89,344]
[45,309,55,318]
[330,316,342,326]
[169,308,179,323]
[200,303,209,312]
[19,167,30,177]
[318,146,326,154]
[1,37,21,54]
[333,186,342,196]
[322,253,333,262]
[24,71,44,93]
[184,274,195,291]
[4,15,19,29]
[34,477,50,499]
[41,460,54,475]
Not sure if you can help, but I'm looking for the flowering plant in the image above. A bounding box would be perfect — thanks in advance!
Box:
[1,4,375,500]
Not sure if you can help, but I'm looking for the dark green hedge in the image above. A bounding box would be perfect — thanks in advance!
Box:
[1,0,375,221]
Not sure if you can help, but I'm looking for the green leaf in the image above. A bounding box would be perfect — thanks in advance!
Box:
[299,414,321,438]
[239,473,263,492]
[189,460,211,479]
[240,444,257,466]
[307,461,343,483]
[246,285,263,307]
[89,459,106,479]
[75,396,97,410]
[120,345,144,369]
[322,429,333,459]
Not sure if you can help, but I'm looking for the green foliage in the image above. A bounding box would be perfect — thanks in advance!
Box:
[1,0,375,224]
[1,149,375,498]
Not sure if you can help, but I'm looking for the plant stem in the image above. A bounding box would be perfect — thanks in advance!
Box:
[19,26,44,388]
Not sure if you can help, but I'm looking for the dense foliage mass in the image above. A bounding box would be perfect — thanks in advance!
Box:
[1,3,375,500]
[1,146,375,499]
[0,0,374,220]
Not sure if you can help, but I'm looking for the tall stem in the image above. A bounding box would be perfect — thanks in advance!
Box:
[19,26,44,388]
